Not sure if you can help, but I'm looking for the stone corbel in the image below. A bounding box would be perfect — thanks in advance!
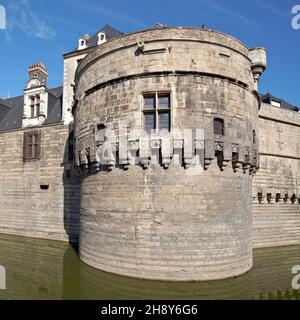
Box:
[128,129,141,165]
[172,129,184,166]
[119,123,129,167]
[204,139,215,170]
[275,193,283,204]
[184,129,194,169]
[267,193,275,204]
[161,134,173,169]
[254,149,260,171]
[139,136,150,169]
[257,192,265,204]
[79,148,89,174]
[222,141,232,171]
[248,146,256,175]
[215,141,223,152]
[96,141,116,169]
[90,145,100,173]
[128,140,139,165]
[194,129,205,169]
[233,145,245,173]
[243,147,251,173]
[150,135,161,165]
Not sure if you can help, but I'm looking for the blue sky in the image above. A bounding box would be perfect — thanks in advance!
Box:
[0,0,299,106]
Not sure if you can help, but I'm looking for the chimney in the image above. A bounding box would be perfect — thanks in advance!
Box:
[28,62,48,86]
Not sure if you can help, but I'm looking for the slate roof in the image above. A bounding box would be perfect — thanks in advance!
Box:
[66,24,123,55]
[0,86,63,132]
[261,93,299,111]
[86,25,123,48]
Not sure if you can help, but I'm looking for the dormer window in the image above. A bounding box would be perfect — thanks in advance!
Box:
[271,100,281,108]
[30,95,40,118]
[97,32,107,45]
[78,38,87,50]
[23,62,49,128]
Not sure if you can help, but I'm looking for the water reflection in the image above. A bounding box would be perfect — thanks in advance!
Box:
[0,234,299,300]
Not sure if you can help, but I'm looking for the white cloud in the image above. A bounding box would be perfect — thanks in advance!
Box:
[66,0,148,29]
[7,0,56,39]
[196,0,259,28]
[253,0,289,19]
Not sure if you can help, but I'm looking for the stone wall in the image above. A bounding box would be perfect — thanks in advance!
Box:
[253,103,300,248]
[0,124,80,242]
[74,27,260,281]
[62,52,88,124]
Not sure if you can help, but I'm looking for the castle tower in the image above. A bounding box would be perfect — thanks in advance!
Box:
[73,27,266,281]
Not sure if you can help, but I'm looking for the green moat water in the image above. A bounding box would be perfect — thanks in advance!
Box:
[0,234,299,300]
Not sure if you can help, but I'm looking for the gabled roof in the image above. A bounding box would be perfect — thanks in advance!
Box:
[261,93,298,111]
[0,86,63,132]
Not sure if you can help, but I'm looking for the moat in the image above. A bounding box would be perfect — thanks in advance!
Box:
[0,234,298,300]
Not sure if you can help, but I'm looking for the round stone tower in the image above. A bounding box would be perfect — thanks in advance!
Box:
[73,27,266,281]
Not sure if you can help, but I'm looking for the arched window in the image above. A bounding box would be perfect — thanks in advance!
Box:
[214,118,225,136]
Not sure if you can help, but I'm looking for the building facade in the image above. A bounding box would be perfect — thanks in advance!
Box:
[0,25,299,281]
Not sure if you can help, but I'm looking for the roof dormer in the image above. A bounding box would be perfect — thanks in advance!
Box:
[97,32,107,45]
[22,62,49,128]
[78,34,90,50]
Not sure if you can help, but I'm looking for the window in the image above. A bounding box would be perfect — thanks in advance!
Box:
[214,118,225,136]
[23,131,41,161]
[143,92,171,133]
[30,95,40,118]
[271,100,281,108]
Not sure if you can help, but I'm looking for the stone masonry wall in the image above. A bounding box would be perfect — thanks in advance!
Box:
[253,103,300,248]
[0,124,80,242]
[74,27,259,281]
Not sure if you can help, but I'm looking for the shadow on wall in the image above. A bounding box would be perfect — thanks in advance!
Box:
[63,128,81,246]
